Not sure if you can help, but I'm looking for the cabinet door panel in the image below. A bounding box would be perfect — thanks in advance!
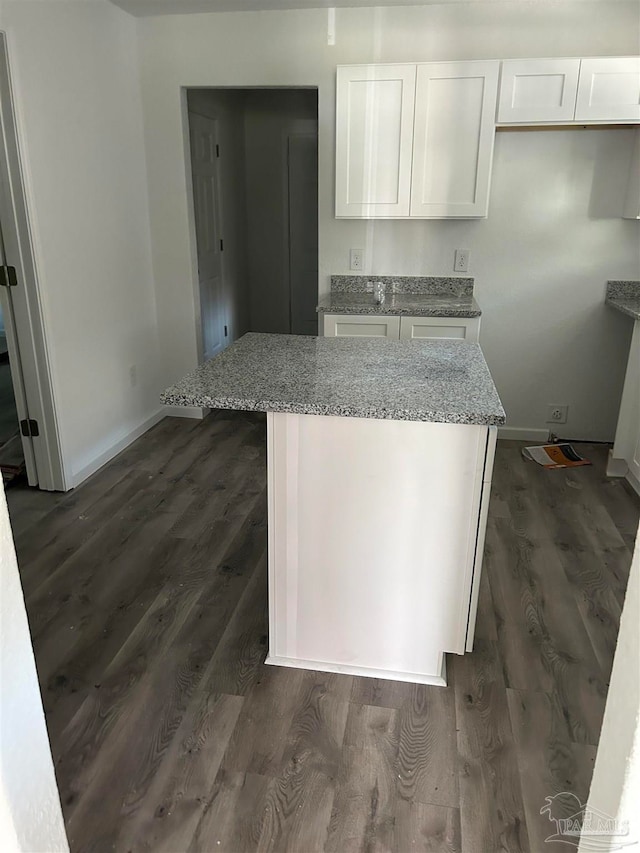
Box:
[323,313,400,339]
[575,57,640,122]
[498,58,580,123]
[335,64,416,218]
[400,315,480,342]
[411,61,499,218]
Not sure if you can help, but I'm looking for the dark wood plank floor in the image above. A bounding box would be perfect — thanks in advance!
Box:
[6,411,639,853]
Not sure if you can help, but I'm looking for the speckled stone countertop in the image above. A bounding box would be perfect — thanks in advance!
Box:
[161,333,505,426]
[317,292,481,317]
[606,280,640,320]
[317,274,481,317]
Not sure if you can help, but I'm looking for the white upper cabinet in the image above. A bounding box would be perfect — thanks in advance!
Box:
[335,64,416,217]
[575,57,640,122]
[623,129,640,219]
[335,60,499,219]
[410,61,499,218]
[497,58,580,123]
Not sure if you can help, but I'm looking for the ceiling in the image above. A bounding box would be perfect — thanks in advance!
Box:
[109,0,631,18]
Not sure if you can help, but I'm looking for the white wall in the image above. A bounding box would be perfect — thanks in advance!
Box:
[138,1,640,441]
[0,0,162,485]
[579,538,639,852]
[0,486,69,852]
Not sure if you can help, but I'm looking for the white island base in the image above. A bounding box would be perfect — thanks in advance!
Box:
[265,411,497,686]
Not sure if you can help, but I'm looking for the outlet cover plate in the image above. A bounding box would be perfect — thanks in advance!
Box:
[547,404,568,424]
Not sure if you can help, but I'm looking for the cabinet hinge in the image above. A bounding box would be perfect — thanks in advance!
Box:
[20,418,39,438]
[0,265,17,287]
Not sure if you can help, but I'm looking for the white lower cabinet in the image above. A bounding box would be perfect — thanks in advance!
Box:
[322,313,400,339]
[323,313,480,342]
[399,315,480,342]
[266,411,498,684]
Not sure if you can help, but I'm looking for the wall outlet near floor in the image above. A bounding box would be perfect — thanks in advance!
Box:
[129,364,138,388]
[454,249,470,273]
[547,404,568,424]
[350,248,363,271]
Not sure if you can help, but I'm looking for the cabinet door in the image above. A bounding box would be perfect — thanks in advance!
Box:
[323,313,400,339]
[623,130,640,219]
[399,315,480,342]
[410,61,500,218]
[335,64,416,218]
[575,57,640,122]
[497,58,580,123]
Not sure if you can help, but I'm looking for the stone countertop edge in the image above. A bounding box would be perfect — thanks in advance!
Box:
[316,294,482,318]
[160,333,506,427]
[606,280,640,321]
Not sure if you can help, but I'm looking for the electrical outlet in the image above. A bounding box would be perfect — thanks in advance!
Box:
[129,364,137,388]
[350,248,363,271]
[454,249,470,273]
[547,404,568,424]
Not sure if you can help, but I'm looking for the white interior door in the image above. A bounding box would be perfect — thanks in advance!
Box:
[189,112,226,361]
[287,126,318,336]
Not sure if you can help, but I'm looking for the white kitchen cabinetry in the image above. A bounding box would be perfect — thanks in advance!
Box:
[336,61,500,219]
[623,130,640,219]
[399,315,480,342]
[267,412,498,683]
[410,61,499,217]
[324,313,480,342]
[497,59,580,123]
[575,57,640,122]
[607,319,640,496]
[335,64,416,218]
[323,313,401,339]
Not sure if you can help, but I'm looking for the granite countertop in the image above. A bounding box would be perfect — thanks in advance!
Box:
[161,332,506,426]
[606,280,640,320]
[317,274,481,317]
[316,291,482,317]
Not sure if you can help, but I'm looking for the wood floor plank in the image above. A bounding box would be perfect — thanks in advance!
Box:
[394,800,462,853]
[325,702,398,853]
[4,423,637,853]
[187,771,270,853]
[56,489,267,818]
[506,688,597,853]
[453,633,529,852]
[396,684,459,810]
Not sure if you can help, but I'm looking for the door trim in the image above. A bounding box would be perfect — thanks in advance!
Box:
[0,32,66,490]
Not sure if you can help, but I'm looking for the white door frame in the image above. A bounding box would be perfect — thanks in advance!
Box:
[0,32,66,491]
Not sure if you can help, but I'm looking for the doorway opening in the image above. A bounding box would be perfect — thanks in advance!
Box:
[185,87,319,360]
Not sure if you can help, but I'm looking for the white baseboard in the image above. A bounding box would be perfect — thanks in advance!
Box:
[71,408,166,488]
[161,405,209,419]
[626,469,640,498]
[498,426,549,442]
[264,653,448,687]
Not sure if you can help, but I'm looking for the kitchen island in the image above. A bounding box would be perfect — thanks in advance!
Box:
[161,333,505,686]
